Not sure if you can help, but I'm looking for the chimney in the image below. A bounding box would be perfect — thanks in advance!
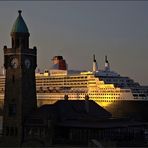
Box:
[85,94,89,113]
[93,54,98,72]
[64,94,69,100]
[105,55,110,71]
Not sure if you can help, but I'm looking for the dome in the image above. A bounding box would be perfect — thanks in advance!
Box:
[11,10,29,33]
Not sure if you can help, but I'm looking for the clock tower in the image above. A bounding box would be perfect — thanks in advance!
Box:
[2,10,37,146]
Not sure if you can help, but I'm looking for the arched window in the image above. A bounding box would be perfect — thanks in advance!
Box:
[16,39,19,48]
[15,127,18,136]
[12,75,15,83]
[6,126,9,136]
[12,38,14,48]
[10,127,14,136]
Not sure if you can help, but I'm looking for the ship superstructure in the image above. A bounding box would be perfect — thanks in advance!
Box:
[94,56,148,99]
[0,55,148,120]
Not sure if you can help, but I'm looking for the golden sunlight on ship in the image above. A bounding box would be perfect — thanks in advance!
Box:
[94,92,120,107]
[98,101,113,107]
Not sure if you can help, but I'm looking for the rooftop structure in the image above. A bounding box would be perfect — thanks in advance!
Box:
[11,10,29,33]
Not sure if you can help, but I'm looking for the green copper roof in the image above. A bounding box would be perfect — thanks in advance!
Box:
[11,10,29,33]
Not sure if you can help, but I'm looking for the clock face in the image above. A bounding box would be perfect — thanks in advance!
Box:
[11,58,18,69]
[25,59,31,69]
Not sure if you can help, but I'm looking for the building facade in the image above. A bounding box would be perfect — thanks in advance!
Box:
[2,10,37,146]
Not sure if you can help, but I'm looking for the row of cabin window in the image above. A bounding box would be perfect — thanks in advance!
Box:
[37,77,87,81]
[37,83,87,86]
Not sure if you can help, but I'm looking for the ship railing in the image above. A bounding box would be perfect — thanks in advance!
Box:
[36,90,87,94]
[133,97,148,100]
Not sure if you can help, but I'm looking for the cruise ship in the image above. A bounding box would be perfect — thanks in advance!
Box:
[0,55,148,121]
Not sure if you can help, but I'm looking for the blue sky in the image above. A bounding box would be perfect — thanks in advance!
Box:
[0,1,148,84]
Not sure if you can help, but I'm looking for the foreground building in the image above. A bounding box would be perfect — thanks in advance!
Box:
[1,10,37,146]
[23,99,148,147]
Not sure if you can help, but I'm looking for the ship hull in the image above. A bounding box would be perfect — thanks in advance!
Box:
[98,100,148,121]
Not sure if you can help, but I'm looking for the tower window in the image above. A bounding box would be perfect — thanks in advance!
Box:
[16,39,19,48]
[15,127,18,136]
[12,39,14,48]
[9,104,16,116]
[5,126,9,136]
[12,75,15,83]
[10,127,14,136]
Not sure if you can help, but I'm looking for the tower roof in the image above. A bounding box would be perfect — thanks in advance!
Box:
[11,10,29,33]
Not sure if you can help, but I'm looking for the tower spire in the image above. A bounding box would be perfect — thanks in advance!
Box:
[18,10,22,15]
[11,10,30,49]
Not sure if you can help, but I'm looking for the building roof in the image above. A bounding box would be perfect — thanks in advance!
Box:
[11,10,29,33]
[54,100,111,121]
[26,100,112,126]
[25,100,148,129]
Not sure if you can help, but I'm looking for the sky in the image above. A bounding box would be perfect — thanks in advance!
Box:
[0,1,148,85]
